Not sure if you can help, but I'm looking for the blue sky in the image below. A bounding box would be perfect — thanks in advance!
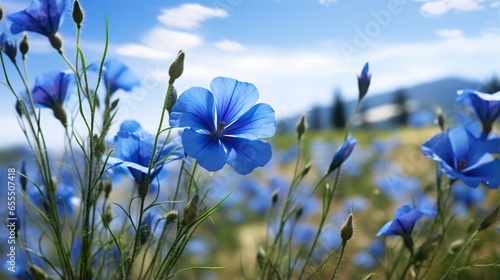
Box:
[1,0,500,148]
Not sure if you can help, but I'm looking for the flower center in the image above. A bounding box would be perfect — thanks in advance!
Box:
[458,159,467,170]
[217,121,225,133]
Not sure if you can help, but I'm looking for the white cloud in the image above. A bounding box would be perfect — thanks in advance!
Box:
[116,44,170,59]
[319,0,338,6]
[214,39,247,52]
[435,28,464,38]
[116,27,204,59]
[491,1,500,7]
[158,3,228,30]
[419,0,484,16]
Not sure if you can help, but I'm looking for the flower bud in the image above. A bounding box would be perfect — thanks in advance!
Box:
[271,189,279,206]
[435,107,445,131]
[414,234,440,263]
[29,264,49,280]
[362,273,375,280]
[15,100,24,117]
[168,50,185,85]
[20,33,29,59]
[72,0,84,28]
[299,162,312,180]
[103,175,112,199]
[296,114,307,140]
[295,206,303,220]
[479,205,499,231]
[340,213,353,245]
[165,210,178,223]
[256,246,267,269]
[357,62,371,100]
[104,204,113,224]
[166,85,177,113]
[48,32,63,53]
[181,194,199,226]
[20,161,27,191]
[448,239,464,254]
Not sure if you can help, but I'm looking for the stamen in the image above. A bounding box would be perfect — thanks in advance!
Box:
[458,159,467,170]
[217,121,225,132]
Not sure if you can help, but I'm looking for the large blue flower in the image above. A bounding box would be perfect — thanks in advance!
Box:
[169,77,276,175]
[8,0,70,51]
[376,204,436,237]
[90,58,141,95]
[457,89,500,136]
[421,125,500,189]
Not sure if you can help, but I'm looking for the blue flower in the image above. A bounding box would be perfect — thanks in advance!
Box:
[91,58,140,95]
[30,70,74,126]
[358,62,371,100]
[8,0,70,51]
[28,183,78,216]
[352,239,384,269]
[327,135,358,175]
[108,129,185,196]
[0,33,17,63]
[170,76,276,175]
[421,125,500,189]
[457,89,500,136]
[452,181,486,207]
[376,204,436,237]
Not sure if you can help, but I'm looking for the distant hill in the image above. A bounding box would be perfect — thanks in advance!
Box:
[277,77,486,132]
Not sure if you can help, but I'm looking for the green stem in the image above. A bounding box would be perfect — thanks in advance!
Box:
[331,243,346,280]
[441,230,479,280]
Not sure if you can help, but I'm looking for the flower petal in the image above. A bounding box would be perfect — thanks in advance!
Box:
[182,129,227,172]
[224,137,272,175]
[210,77,259,124]
[223,103,276,139]
[169,87,216,132]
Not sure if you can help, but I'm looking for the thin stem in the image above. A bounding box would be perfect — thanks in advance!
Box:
[331,243,346,280]
[441,230,479,280]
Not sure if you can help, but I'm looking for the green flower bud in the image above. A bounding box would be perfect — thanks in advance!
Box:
[168,50,185,85]
[104,204,113,224]
[20,33,29,60]
[295,206,303,220]
[256,246,267,269]
[414,234,440,263]
[340,213,353,245]
[181,194,199,226]
[271,189,279,206]
[29,264,49,280]
[15,100,24,117]
[435,107,445,131]
[166,85,177,113]
[165,210,178,223]
[296,114,307,140]
[448,239,464,254]
[479,205,499,231]
[72,0,84,28]
[102,175,112,199]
